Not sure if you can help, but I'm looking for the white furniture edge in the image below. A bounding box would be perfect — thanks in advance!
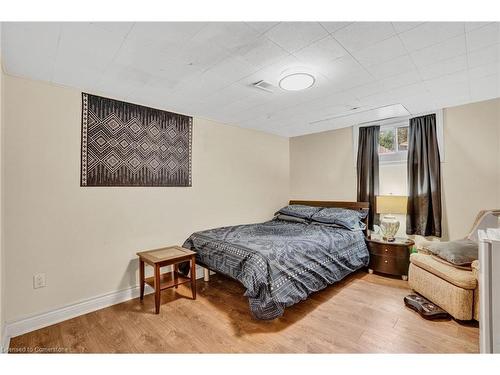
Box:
[2,331,10,354]
[2,265,212,353]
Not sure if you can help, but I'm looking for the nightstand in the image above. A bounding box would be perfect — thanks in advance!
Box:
[365,237,414,280]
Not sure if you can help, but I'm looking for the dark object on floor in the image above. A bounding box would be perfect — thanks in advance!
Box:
[404,294,450,320]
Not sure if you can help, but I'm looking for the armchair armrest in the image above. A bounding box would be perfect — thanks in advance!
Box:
[416,239,437,254]
[471,260,479,279]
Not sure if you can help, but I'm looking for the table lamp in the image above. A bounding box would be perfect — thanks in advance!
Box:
[376,195,408,241]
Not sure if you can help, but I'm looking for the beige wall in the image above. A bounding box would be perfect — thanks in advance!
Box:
[290,98,500,241]
[442,98,500,239]
[289,126,357,201]
[3,75,289,322]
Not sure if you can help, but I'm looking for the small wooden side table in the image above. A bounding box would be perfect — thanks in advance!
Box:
[136,246,196,314]
[365,236,414,280]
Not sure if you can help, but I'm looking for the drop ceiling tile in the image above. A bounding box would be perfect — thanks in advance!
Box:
[425,71,470,104]
[380,69,422,91]
[365,54,416,79]
[424,69,469,90]
[220,82,276,106]
[410,34,466,67]
[223,81,276,105]
[293,35,348,66]
[125,83,178,110]
[321,55,375,90]
[399,22,464,51]
[345,81,386,99]
[233,36,289,68]
[52,64,104,93]
[387,81,429,100]
[113,42,204,85]
[352,36,407,66]
[470,74,499,101]
[299,91,360,116]
[221,86,271,108]
[202,55,260,85]
[332,22,395,52]
[401,95,436,114]
[264,22,329,53]
[433,93,471,109]
[191,22,259,53]
[142,75,182,91]
[467,44,500,68]
[130,22,207,45]
[466,23,500,52]
[392,22,423,33]
[171,71,231,99]
[53,23,130,80]
[245,22,280,34]
[319,22,353,33]
[89,22,135,34]
[357,92,396,108]
[94,64,152,99]
[177,41,233,70]
[468,63,500,80]
[321,54,365,79]
[2,22,61,81]
[465,22,494,32]
[419,55,467,80]
[114,36,183,72]
[195,89,243,110]
[333,70,375,91]
[237,54,302,88]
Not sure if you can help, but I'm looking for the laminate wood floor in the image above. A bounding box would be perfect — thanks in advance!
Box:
[9,272,479,353]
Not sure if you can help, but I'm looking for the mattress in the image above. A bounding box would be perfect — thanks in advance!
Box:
[182,218,369,319]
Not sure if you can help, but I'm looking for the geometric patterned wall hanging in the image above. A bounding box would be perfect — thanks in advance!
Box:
[81,93,192,187]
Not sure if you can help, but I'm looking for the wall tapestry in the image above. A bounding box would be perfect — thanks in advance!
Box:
[81,93,192,187]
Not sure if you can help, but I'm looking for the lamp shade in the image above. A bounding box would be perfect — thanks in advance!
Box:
[376,195,408,214]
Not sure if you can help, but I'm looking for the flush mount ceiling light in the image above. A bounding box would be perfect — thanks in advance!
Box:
[279,72,315,91]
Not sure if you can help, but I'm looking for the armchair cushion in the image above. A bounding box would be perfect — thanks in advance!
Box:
[421,239,478,266]
[410,253,477,290]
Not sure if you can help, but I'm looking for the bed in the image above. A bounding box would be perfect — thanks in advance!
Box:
[182,200,370,320]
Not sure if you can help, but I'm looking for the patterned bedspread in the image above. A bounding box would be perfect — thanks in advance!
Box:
[182,219,369,320]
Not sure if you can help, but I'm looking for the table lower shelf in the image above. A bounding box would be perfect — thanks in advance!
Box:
[145,272,192,291]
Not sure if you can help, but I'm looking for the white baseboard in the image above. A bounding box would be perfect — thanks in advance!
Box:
[4,284,154,348]
[3,266,210,352]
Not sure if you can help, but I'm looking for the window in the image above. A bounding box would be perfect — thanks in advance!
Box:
[378,124,408,163]
[352,110,444,167]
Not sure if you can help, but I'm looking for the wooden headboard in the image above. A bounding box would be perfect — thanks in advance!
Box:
[289,200,370,236]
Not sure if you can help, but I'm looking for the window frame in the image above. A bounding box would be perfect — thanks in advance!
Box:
[378,123,409,165]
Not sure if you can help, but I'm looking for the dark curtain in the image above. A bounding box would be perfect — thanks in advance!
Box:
[406,114,442,237]
[357,126,380,230]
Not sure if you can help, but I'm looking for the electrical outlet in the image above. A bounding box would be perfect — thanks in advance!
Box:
[33,273,46,289]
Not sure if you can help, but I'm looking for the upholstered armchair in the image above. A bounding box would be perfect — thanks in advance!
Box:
[408,210,500,321]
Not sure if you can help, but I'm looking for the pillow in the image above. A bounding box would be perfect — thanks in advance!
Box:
[311,207,367,231]
[423,239,478,266]
[274,214,308,224]
[276,205,321,220]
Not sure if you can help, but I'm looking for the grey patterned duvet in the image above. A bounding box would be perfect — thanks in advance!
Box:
[182,219,369,320]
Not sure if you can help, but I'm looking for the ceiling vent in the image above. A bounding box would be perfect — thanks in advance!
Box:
[252,80,274,93]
